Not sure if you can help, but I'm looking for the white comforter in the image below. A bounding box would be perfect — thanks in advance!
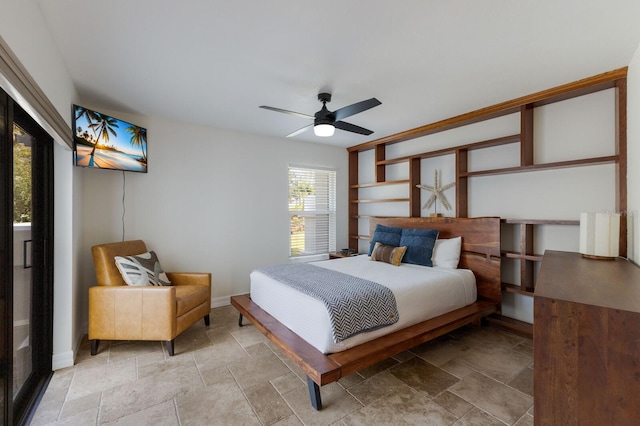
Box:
[250,255,476,354]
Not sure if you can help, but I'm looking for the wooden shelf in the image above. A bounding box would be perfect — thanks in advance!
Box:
[502,282,535,295]
[376,134,521,166]
[351,180,410,188]
[501,218,579,226]
[352,215,408,220]
[502,251,543,262]
[486,314,533,337]
[461,155,618,178]
[351,198,410,203]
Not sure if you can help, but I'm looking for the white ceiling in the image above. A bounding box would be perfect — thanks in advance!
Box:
[37,0,640,148]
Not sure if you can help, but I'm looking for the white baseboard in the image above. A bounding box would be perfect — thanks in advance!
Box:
[211,295,231,308]
[52,350,75,370]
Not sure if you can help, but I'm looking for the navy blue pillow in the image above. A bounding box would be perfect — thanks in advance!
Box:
[399,228,439,266]
[368,224,403,255]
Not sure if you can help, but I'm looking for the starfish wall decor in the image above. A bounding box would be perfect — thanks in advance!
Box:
[416,170,455,214]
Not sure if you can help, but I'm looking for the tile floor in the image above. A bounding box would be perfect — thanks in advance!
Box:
[31,306,534,425]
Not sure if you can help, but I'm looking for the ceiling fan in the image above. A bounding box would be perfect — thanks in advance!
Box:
[260,93,381,138]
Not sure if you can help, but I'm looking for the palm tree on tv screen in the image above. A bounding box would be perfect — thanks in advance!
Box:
[88,114,119,167]
[75,107,100,131]
[126,125,147,164]
[75,106,100,145]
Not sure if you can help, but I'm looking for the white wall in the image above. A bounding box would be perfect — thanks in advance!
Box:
[628,43,640,265]
[52,143,76,369]
[76,113,349,329]
[1,0,80,369]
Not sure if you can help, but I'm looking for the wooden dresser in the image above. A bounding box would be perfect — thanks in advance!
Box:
[534,250,640,425]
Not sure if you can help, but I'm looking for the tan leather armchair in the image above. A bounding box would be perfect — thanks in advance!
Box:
[89,240,211,356]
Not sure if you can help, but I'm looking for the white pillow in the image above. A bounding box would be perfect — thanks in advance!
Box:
[432,237,462,268]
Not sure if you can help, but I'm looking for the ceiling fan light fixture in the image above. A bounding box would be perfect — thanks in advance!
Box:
[314,123,335,137]
[260,93,380,137]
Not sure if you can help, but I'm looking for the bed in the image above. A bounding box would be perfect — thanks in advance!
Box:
[230,216,501,410]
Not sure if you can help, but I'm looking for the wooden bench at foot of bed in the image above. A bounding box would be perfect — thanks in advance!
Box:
[230,293,497,410]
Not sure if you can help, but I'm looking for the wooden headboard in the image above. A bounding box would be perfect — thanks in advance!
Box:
[369,216,501,307]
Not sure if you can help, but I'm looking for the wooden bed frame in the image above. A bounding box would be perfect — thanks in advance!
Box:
[230,216,501,410]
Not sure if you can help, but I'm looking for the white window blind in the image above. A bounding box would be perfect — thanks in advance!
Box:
[289,165,336,258]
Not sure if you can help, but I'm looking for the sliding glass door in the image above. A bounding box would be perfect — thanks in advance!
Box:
[1,89,54,425]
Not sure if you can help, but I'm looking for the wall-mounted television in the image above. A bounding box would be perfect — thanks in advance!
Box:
[72,104,147,173]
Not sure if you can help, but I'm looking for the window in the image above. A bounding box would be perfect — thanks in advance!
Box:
[13,123,32,223]
[289,165,336,258]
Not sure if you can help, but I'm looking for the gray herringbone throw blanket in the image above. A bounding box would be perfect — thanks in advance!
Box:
[256,263,399,342]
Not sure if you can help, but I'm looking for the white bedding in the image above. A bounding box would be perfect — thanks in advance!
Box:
[250,255,476,354]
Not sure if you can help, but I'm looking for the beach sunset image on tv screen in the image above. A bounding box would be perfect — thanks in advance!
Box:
[73,105,147,173]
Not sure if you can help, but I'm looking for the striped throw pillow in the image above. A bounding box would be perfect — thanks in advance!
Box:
[370,242,407,266]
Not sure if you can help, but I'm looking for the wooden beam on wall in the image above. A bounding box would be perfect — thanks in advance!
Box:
[456,149,468,218]
[519,223,534,291]
[375,144,386,182]
[615,78,628,258]
[348,151,359,252]
[521,104,534,166]
[409,158,421,217]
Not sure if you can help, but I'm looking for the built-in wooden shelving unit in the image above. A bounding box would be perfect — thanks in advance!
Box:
[346,68,628,334]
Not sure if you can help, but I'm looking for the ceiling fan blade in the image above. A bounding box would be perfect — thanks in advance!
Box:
[286,123,312,137]
[259,105,314,120]
[334,121,374,135]
[332,98,381,122]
